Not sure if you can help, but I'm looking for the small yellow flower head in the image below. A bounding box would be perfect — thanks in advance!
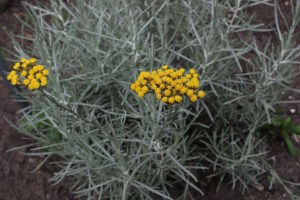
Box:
[11,79,17,85]
[36,73,43,79]
[130,83,136,91]
[155,88,161,94]
[28,84,34,90]
[21,70,27,77]
[37,65,44,71]
[130,65,205,104]
[7,58,49,91]
[23,79,30,86]
[28,75,34,80]
[156,93,162,100]
[41,80,47,87]
[137,91,145,98]
[135,86,141,93]
[30,58,37,64]
[190,95,198,102]
[198,90,206,99]
[22,63,28,69]
[175,95,182,103]
[33,82,40,89]
[168,96,175,104]
[189,69,196,74]
[186,89,194,97]
[164,89,171,97]
[141,86,149,93]
[13,63,20,70]
[7,74,12,80]
[162,97,168,103]
[40,76,47,82]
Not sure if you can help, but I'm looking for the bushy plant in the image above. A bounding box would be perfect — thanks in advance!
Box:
[6,0,300,199]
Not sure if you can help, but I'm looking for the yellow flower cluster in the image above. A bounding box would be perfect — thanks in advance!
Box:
[130,65,205,104]
[7,58,49,90]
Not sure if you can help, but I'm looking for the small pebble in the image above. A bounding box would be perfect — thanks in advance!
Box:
[290,108,296,114]
[284,1,289,6]
[283,193,286,197]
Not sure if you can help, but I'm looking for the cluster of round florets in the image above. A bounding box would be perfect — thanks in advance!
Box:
[7,58,49,90]
[130,65,205,104]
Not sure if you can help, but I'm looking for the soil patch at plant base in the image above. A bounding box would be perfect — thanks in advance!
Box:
[0,82,81,200]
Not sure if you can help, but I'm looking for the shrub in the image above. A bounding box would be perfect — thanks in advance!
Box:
[7,0,300,199]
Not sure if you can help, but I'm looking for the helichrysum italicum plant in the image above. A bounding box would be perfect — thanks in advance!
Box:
[6,0,300,199]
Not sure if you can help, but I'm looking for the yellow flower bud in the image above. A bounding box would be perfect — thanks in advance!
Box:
[22,63,28,69]
[28,84,34,90]
[23,79,30,86]
[135,87,141,93]
[186,89,194,97]
[141,86,149,93]
[164,89,171,97]
[159,84,165,89]
[190,95,198,102]
[30,58,37,64]
[162,97,168,103]
[180,87,188,95]
[181,77,188,83]
[35,73,43,79]
[31,78,38,83]
[168,96,175,104]
[11,79,17,85]
[162,65,168,70]
[137,91,145,98]
[130,84,136,91]
[156,93,162,100]
[198,90,206,99]
[41,80,47,87]
[40,76,47,82]
[21,70,27,77]
[33,82,40,89]
[175,95,182,103]
[190,69,196,74]
[7,74,12,80]
[13,65,19,70]
[155,88,161,94]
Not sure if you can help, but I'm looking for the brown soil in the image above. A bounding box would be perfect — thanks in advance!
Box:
[0,0,299,200]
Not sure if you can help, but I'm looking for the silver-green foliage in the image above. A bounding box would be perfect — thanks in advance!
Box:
[9,0,300,199]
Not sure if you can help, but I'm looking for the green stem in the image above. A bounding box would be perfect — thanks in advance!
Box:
[282,130,298,157]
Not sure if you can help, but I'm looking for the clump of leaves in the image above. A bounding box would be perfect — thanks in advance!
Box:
[257,116,300,157]
[271,116,300,157]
